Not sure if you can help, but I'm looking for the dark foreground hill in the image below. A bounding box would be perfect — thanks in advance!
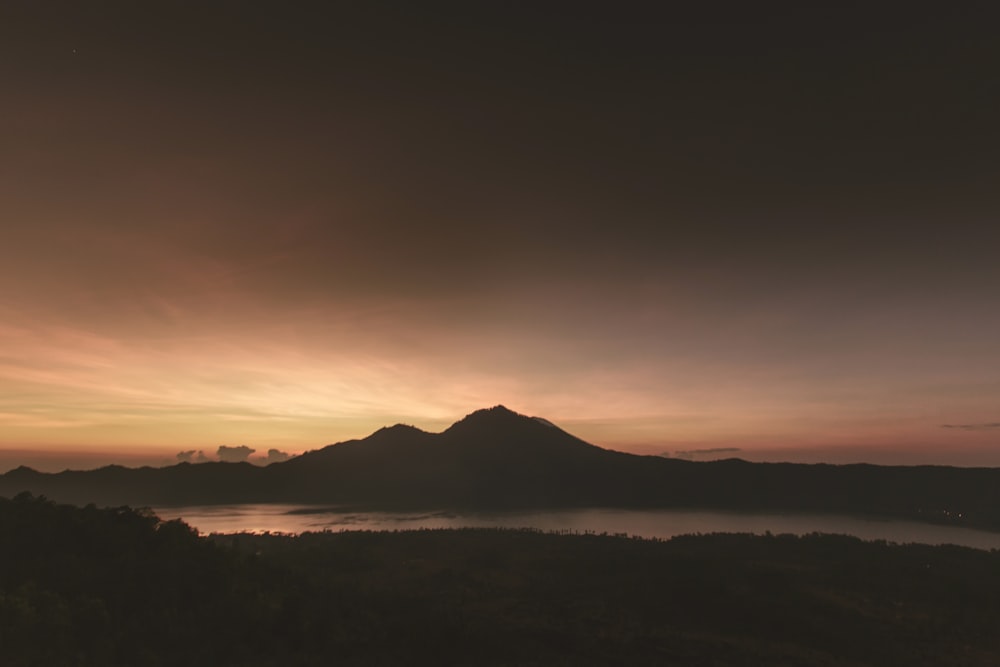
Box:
[2,494,1000,667]
[3,406,1000,530]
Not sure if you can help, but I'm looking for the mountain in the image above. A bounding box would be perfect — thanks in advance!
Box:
[268,405,647,507]
[3,405,1000,530]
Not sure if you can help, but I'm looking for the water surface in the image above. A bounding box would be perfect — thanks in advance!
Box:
[154,504,1000,550]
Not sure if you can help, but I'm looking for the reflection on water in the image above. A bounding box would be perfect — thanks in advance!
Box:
[152,505,1000,551]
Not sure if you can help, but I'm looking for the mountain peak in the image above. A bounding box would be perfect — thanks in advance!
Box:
[3,465,41,477]
[449,405,528,428]
[376,423,424,434]
[443,405,555,441]
[365,423,429,444]
[467,405,520,418]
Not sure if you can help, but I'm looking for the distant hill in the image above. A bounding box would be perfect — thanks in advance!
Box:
[3,405,1000,530]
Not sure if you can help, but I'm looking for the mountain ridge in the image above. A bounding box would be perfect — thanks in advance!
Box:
[3,406,1000,531]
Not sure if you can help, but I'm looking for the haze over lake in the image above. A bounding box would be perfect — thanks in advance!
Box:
[155,505,1000,551]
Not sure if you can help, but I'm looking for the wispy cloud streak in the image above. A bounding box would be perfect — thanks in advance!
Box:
[941,423,1000,431]
[666,447,743,460]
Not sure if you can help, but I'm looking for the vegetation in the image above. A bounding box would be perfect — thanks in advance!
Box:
[2,493,1000,665]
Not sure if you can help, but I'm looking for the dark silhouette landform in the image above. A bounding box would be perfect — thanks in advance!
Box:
[3,406,999,530]
[3,494,1000,666]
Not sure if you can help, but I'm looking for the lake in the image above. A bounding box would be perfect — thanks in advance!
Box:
[154,504,1000,551]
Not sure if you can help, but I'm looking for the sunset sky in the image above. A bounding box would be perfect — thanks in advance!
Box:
[2,3,999,471]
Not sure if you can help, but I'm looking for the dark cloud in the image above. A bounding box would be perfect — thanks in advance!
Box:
[941,423,1000,431]
[176,450,210,463]
[666,448,743,460]
[217,445,255,463]
[261,448,291,464]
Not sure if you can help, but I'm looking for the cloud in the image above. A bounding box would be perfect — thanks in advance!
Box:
[941,423,1000,431]
[261,448,291,464]
[217,445,255,462]
[176,449,210,463]
[666,447,743,460]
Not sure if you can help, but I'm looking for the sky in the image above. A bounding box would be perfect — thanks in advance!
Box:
[2,2,999,471]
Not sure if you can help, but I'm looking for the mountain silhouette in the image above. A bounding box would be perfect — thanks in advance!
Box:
[3,405,1000,530]
[269,405,637,507]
